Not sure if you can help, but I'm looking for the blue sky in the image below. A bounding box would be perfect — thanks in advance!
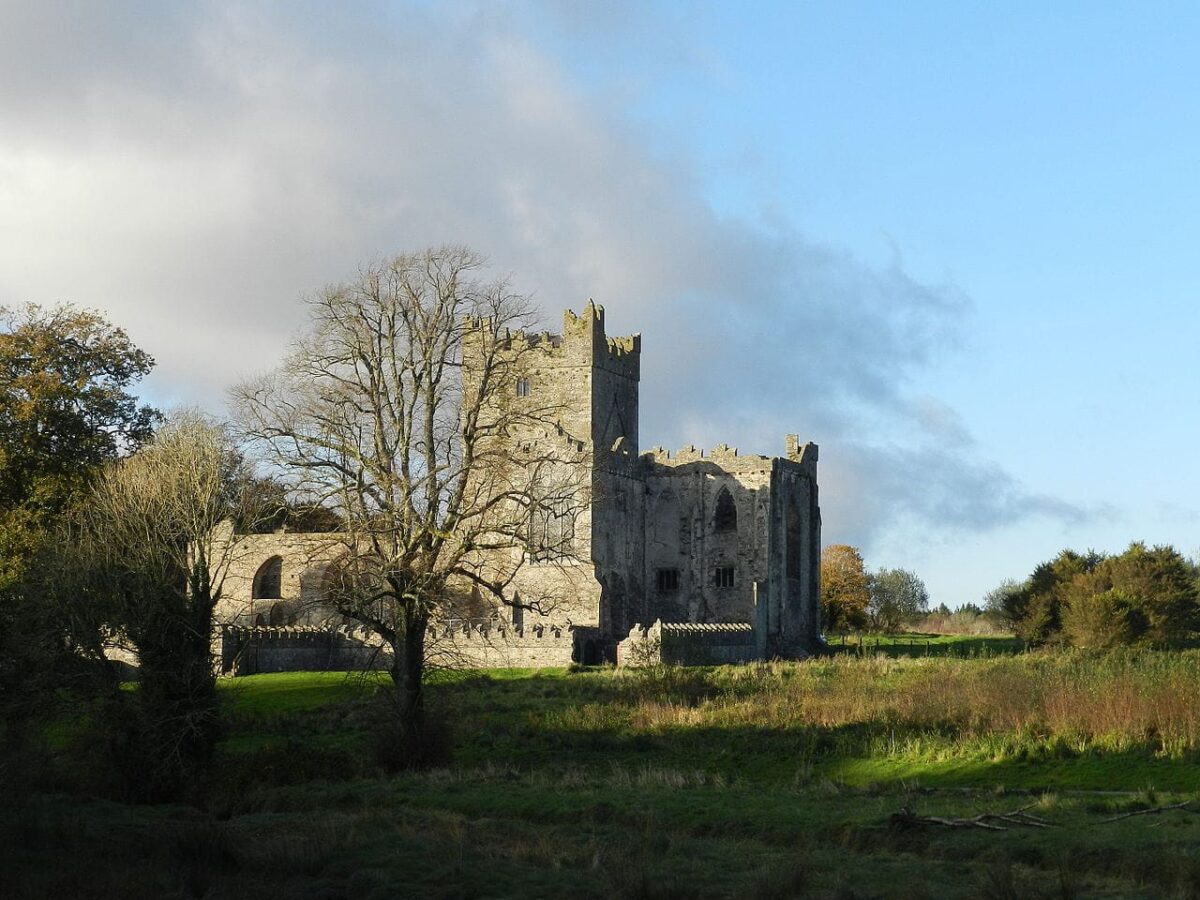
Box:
[1,1,1197,606]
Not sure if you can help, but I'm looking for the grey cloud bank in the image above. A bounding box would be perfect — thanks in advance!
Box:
[0,1,1084,552]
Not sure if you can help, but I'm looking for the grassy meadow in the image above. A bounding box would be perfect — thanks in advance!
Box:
[10,640,1200,898]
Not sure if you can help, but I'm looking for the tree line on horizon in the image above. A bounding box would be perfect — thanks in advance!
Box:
[819,537,1200,648]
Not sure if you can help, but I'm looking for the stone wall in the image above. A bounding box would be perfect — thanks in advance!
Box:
[641,444,774,626]
[428,622,595,669]
[214,621,595,676]
[616,620,758,667]
[214,624,386,676]
[210,525,345,628]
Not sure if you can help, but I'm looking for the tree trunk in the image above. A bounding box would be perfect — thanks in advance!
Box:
[389,608,429,763]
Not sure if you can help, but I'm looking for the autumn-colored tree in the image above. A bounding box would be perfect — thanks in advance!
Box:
[820,544,870,632]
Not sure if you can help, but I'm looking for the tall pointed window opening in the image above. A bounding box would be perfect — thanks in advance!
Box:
[714,487,737,533]
[253,556,283,599]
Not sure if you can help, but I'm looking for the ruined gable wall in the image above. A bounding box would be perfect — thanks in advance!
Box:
[212,529,346,627]
[641,445,773,625]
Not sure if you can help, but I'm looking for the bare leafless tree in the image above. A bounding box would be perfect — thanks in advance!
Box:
[231,246,587,757]
[66,410,264,799]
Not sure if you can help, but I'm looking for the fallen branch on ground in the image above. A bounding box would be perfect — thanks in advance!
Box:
[890,804,1054,831]
[1101,802,1192,823]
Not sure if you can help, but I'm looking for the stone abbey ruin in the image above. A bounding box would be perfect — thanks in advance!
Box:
[214,303,821,672]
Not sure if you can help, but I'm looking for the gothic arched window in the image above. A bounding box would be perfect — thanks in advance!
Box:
[714,487,737,533]
[253,556,283,599]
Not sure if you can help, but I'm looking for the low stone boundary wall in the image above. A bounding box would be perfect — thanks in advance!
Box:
[215,625,387,676]
[427,622,593,669]
[616,620,757,666]
[215,621,597,676]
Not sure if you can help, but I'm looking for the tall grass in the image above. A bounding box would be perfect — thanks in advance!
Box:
[545,650,1200,760]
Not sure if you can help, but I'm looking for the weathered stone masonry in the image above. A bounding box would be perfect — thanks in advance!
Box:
[213,303,821,671]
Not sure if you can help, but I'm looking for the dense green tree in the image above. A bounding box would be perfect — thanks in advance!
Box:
[1063,543,1198,646]
[820,544,871,632]
[0,303,158,587]
[867,568,929,632]
[1010,549,1102,645]
[1004,543,1199,648]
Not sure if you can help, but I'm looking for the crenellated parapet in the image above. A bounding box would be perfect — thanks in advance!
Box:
[561,300,641,377]
[427,620,583,668]
[465,301,640,380]
[640,442,775,474]
[214,623,387,676]
[428,620,575,643]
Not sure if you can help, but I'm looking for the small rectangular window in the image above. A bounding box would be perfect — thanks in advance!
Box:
[516,378,530,397]
[713,566,735,589]
[656,568,679,593]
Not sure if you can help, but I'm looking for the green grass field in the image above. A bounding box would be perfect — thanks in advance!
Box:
[10,647,1200,898]
[825,632,1024,658]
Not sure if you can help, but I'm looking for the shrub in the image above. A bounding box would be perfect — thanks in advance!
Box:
[1061,589,1144,649]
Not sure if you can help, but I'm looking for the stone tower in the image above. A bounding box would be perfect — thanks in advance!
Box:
[462,301,644,632]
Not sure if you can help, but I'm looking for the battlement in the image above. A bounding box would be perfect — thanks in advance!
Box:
[561,300,640,377]
[428,620,576,643]
[427,620,582,667]
[214,624,386,676]
[660,622,754,634]
[466,302,639,379]
[784,435,819,475]
[641,443,773,471]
